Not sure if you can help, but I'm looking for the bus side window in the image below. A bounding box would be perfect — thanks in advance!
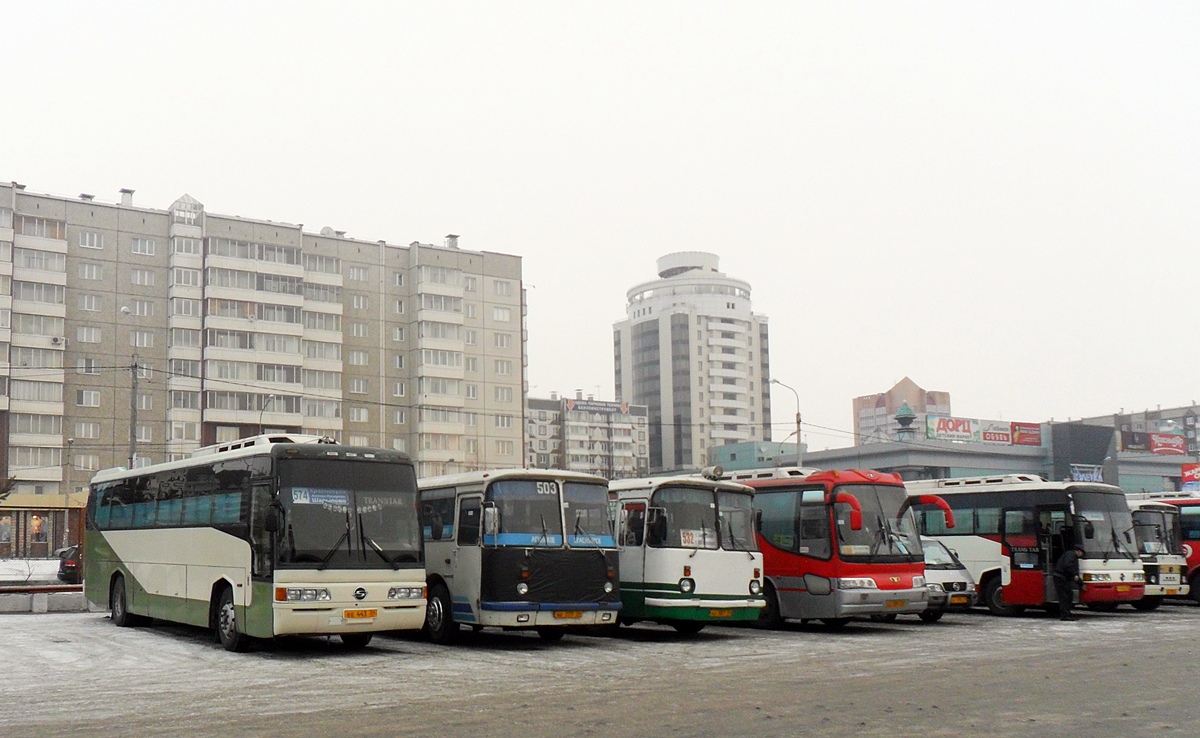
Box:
[1179,508,1200,541]
[623,503,646,546]
[798,503,830,558]
[457,498,481,546]
[249,483,273,577]
[423,497,455,542]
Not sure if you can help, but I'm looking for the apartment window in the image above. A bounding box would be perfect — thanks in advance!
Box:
[495,440,515,456]
[304,254,341,274]
[13,281,65,304]
[169,359,201,378]
[392,381,406,397]
[465,304,476,319]
[463,276,477,292]
[495,415,513,429]
[348,435,369,447]
[494,333,512,349]
[351,322,368,338]
[348,407,369,423]
[493,280,511,296]
[11,381,62,402]
[131,238,156,255]
[131,268,155,286]
[130,331,154,348]
[464,330,477,346]
[349,378,369,394]
[393,272,404,287]
[15,216,65,240]
[131,299,155,317]
[79,231,104,250]
[75,421,101,439]
[494,386,514,403]
[304,312,342,332]
[14,248,66,272]
[76,326,101,344]
[393,354,404,369]
[494,359,512,375]
[492,307,512,322]
[348,266,369,281]
[393,410,406,425]
[351,294,369,310]
[170,422,199,441]
[78,294,101,312]
[11,413,63,435]
[465,357,477,372]
[171,390,200,410]
[465,384,478,400]
[393,299,404,314]
[76,357,101,375]
[173,237,201,255]
[136,424,153,442]
[77,262,103,281]
[171,328,201,348]
[464,412,477,427]
[392,326,405,342]
[77,390,101,407]
[348,350,368,366]
[171,297,200,316]
[173,268,200,287]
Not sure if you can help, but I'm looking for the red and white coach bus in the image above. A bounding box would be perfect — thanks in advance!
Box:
[907,475,1145,616]
[1150,494,1200,604]
[724,467,955,629]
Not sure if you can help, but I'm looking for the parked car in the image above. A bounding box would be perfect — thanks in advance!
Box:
[919,539,976,622]
[57,545,81,584]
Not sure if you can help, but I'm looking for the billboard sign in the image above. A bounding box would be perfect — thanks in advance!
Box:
[1149,433,1187,455]
[1070,464,1104,483]
[1183,463,1200,492]
[925,415,980,442]
[980,420,1011,444]
[564,399,630,415]
[1010,422,1043,447]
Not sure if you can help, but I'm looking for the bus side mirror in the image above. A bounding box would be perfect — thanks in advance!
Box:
[263,501,283,533]
[483,506,498,536]
[1084,522,1095,539]
[646,507,667,546]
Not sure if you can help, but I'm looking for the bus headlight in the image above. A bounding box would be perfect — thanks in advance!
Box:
[926,582,944,592]
[749,579,762,596]
[1082,573,1112,582]
[603,581,614,593]
[836,577,877,590]
[388,587,424,599]
[679,578,696,594]
[278,588,332,602]
[516,583,529,595]
[1131,572,1145,582]
[912,576,925,588]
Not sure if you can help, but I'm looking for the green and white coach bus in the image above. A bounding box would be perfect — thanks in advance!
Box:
[84,434,427,651]
[609,470,765,633]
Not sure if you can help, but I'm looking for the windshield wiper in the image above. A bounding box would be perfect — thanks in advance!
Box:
[721,516,755,559]
[359,512,400,570]
[538,514,550,545]
[319,510,352,571]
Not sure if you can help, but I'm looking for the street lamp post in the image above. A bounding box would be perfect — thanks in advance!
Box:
[259,394,276,436]
[770,378,802,467]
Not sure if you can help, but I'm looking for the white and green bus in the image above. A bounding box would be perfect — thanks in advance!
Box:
[84,434,427,651]
[609,471,765,633]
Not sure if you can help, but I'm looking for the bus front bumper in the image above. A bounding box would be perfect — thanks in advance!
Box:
[835,586,928,616]
[1080,582,1145,603]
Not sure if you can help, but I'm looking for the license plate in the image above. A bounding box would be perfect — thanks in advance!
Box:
[1116,585,1130,593]
[949,595,969,605]
[343,608,377,620]
[885,599,906,609]
[709,609,734,618]
[553,611,583,619]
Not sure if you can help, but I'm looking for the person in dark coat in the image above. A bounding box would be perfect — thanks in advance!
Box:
[1053,543,1085,621]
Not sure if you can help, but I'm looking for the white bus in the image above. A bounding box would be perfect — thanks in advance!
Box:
[84,435,427,651]
[609,471,765,633]
[419,469,621,643]
[908,475,1145,615]
[1126,499,1190,610]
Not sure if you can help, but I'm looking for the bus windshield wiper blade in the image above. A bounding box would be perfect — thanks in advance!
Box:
[359,512,400,570]
[538,514,550,545]
[320,510,352,571]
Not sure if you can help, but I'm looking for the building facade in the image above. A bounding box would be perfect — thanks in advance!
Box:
[852,376,952,445]
[525,392,649,479]
[0,183,525,556]
[613,252,770,474]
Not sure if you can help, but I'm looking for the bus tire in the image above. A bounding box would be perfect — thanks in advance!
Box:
[340,633,373,649]
[1131,596,1162,612]
[982,576,1019,617]
[918,609,944,623]
[424,583,459,645]
[755,583,784,630]
[216,587,249,652]
[671,621,706,635]
[110,575,144,628]
[536,627,565,642]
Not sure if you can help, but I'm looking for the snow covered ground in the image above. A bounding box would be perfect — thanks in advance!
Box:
[0,558,61,584]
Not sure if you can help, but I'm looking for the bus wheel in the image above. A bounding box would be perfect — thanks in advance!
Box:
[110,575,144,628]
[982,577,1019,617]
[1131,596,1162,612]
[424,583,459,645]
[340,633,373,649]
[671,621,706,635]
[755,584,784,630]
[536,628,565,642]
[918,609,944,623]
[820,618,851,630]
[216,587,249,652]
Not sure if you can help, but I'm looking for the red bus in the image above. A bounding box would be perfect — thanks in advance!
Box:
[1153,495,1200,603]
[725,467,954,629]
[908,475,1146,615]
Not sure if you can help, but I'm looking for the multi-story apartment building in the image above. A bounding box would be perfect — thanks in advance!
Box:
[613,252,771,474]
[852,377,952,445]
[0,182,524,557]
[525,392,649,478]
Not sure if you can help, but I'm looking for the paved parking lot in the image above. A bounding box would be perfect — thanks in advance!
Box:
[2,604,1198,737]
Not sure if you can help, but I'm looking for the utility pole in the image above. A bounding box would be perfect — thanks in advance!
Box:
[129,354,138,469]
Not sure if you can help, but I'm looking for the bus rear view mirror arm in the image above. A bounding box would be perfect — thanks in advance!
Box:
[829,492,862,531]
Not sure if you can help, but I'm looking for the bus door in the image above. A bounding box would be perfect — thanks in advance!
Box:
[1037,507,1070,603]
[619,501,648,584]
[1001,508,1042,605]
[454,496,483,603]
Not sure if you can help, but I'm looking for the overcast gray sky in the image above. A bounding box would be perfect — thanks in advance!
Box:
[2,2,1196,450]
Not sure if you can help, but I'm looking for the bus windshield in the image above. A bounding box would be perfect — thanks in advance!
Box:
[1132,508,1183,557]
[1072,490,1139,561]
[277,458,421,568]
[564,482,616,547]
[487,480,564,547]
[833,484,922,563]
[649,486,719,550]
[717,490,758,552]
[922,539,960,569]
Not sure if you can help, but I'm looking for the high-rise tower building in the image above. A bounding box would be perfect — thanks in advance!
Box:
[613,252,771,473]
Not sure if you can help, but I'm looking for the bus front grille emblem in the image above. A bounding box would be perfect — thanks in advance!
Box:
[354,588,368,601]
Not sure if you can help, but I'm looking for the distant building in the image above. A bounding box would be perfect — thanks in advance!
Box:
[613,252,771,474]
[710,441,804,472]
[524,392,649,479]
[852,377,951,445]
